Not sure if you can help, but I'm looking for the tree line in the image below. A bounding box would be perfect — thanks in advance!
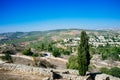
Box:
[24,41,72,57]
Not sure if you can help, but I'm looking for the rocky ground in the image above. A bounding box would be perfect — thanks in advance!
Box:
[0,54,120,80]
[0,63,120,80]
[0,69,46,80]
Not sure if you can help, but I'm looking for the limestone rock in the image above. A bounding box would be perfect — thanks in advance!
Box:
[95,74,120,80]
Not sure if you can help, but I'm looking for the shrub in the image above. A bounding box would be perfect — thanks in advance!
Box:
[66,55,78,69]
[100,67,120,78]
[63,50,70,55]
[52,48,61,57]
[88,64,96,72]
[32,53,39,57]
[109,67,120,78]
[109,53,120,61]
[22,48,33,56]
[101,52,108,60]
[2,49,15,55]
[1,53,13,63]
[100,67,109,74]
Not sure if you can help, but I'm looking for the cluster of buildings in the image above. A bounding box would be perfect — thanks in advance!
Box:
[63,35,120,47]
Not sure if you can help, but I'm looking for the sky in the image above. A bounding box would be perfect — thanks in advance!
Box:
[0,0,120,33]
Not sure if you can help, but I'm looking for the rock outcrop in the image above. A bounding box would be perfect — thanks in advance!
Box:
[95,74,120,80]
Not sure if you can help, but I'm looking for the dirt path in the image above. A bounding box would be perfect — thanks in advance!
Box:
[12,55,33,61]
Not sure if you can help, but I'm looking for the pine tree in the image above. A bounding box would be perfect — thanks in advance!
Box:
[77,31,90,76]
[47,43,53,52]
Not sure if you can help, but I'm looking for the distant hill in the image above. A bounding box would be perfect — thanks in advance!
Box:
[0,29,120,44]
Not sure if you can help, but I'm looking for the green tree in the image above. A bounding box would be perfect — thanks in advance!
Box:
[41,42,44,50]
[63,50,70,55]
[47,43,53,52]
[23,48,33,56]
[1,53,13,63]
[52,47,61,57]
[77,31,90,76]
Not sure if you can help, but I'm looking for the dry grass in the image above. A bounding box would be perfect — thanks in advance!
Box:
[0,69,46,80]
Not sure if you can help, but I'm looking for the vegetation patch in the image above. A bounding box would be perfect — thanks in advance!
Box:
[100,67,120,78]
[22,48,33,56]
[66,55,78,69]
[0,53,13,63]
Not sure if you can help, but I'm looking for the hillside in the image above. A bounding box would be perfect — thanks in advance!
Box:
[0,29,120,44]
[0,29,120,80]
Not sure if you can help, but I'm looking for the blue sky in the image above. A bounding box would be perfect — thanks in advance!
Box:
[0,0,120,33]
